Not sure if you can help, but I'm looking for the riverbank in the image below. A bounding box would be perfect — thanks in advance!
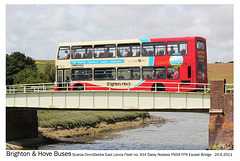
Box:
[38,112,210,150]
[7,111,166,150]
[6,117,153,150]
[39,116,155,143]
[38,110,150,129]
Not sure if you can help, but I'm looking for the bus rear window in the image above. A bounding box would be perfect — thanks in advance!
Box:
[197,41,205,50]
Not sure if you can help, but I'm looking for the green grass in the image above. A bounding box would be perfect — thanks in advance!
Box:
[35,60,55,72]
[38,110,150,129]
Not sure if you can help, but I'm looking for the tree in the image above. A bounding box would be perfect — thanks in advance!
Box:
[44,63,55,83]
[6,52,37,85]
[14,67,48,84]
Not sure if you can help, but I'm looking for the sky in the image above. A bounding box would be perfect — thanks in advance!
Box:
[5,4,234,63]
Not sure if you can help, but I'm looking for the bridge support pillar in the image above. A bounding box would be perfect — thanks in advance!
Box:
[209,79,234,149]
[6,108,38,141]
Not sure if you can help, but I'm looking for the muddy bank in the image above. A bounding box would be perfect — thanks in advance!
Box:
[39,116,166,143]
[6,116,167,150]
[6,137,44,150]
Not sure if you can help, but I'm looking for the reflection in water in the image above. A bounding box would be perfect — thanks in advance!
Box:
[39,112,209,150]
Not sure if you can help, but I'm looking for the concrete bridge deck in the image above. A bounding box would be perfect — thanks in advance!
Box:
[6,90,210,111]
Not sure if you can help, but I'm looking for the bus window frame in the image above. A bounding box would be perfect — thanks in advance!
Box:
[142,42,166,56]
[167,66,180,79]
[94,68,116,80]
[167,41,188,56]
[117,43,140,57]
[94,44,116,58]
[58,46,70,60]
[196,40,206,50]
[71,45,93,59]
[71,68,92,81]
[117,67,140,80]
[57,68,70,82]
[142,66,166,80]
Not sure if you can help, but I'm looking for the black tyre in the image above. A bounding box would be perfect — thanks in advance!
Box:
[73,84,84,91]
[151,83,165,91]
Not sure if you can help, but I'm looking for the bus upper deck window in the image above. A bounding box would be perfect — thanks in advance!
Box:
[142,42,166,56]
[94,45,116,58]
[142,43,154,56]
[72,46,92,59]
[58,46,70,60]
[167,42,187,55]
[155,42,166,56]
[117,44,140,57]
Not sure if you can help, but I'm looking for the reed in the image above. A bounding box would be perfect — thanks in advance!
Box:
[38,110,150,129]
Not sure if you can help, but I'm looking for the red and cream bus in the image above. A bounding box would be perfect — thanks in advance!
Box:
[54,36,207,92]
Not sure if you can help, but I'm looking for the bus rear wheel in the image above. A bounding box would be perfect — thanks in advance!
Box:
[151,83,165,91]
[73,84,84,91]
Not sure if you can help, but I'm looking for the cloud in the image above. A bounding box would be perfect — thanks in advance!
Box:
[6,4,233,62]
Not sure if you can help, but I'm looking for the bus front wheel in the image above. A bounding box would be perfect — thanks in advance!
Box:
[151,83,165,91]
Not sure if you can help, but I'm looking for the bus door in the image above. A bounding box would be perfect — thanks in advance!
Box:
[57,69,70,90]
[180,65,193,91]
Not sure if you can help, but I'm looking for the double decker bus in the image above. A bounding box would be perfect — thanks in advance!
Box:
[54,36,207,92]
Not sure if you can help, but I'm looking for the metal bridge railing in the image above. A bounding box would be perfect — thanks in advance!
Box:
[6,83,55,93]
[5,82,215,94]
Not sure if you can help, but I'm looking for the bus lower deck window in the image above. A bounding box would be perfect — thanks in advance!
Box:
[118,67,140,80]
[167,66,179,79]
[142,67,166,79]
[72,69,92,80]
[94,68,116,80]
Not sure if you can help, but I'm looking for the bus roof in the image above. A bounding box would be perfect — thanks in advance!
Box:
[58,36,205,46]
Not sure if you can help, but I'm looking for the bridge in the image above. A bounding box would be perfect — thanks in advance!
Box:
[6,91,210,111]
[6,80,234,149]
[6,82,213,111]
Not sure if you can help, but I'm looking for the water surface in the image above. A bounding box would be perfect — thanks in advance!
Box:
[38,112,209,150]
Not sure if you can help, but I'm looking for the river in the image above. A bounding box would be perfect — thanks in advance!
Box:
[38,112,209,150]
